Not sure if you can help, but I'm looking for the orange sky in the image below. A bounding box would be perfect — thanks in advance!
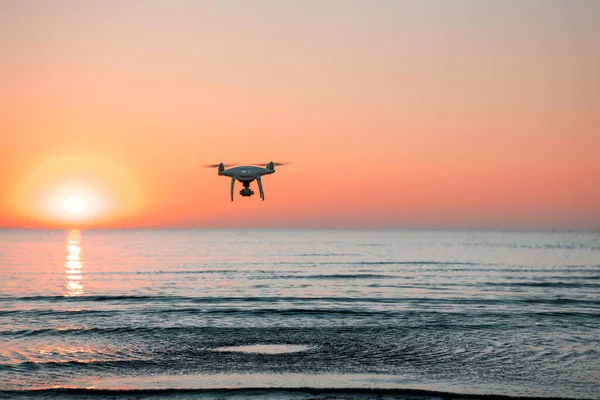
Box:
[1,0,599,230]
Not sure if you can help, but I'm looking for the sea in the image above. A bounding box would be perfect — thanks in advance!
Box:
[0,229,598,399]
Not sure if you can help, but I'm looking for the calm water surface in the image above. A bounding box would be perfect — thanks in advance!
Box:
[0,229,599,399]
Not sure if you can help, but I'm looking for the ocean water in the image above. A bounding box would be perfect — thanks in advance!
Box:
[0,229,599,399]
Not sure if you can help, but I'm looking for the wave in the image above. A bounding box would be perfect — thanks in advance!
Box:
[2,308,598,336]
[464,241,600,251]
[7,264,599,280]
[0,309,111,317]
[0,359,157,372]
[330,260,484,265]
[51,267,600,279]
[1,294,599,305]
[290,253,363,257]
[0,387,590,400]
[484,282,600,288]
[292,273,393,279]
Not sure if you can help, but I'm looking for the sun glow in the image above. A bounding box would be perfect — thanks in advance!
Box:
[13,153,143,227]
[44,185,107,222]
[64,197,85,214]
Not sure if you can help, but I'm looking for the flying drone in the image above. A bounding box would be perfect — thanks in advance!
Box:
[202,161,287,201]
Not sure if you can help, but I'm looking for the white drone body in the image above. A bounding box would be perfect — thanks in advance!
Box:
[205,161,284,201]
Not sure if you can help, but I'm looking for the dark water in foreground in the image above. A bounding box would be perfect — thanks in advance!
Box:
[0,229,599,399]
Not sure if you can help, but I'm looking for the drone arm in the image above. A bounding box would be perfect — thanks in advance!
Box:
[257,176,264,201]
[230,178,235,201]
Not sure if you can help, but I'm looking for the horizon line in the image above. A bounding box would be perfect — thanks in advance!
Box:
[0,226,598,233]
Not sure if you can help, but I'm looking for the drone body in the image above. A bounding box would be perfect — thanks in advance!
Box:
[204,161,284,201]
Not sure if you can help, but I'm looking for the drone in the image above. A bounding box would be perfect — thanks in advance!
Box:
[202,161,287,201]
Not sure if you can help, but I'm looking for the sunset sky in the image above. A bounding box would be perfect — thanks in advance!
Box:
[1,0,598,230]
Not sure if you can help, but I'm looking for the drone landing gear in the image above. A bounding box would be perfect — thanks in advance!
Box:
[256,176,264,201]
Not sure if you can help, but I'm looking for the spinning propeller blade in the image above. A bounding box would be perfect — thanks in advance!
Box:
[253,162,289,166]
[200,163,236,168]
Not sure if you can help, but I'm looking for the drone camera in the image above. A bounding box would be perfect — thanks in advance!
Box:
[240,188,254,197]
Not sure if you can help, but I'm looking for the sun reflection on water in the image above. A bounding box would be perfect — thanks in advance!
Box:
[64,230,84,296]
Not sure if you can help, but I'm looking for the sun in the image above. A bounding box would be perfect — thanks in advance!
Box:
[64,196,86,214]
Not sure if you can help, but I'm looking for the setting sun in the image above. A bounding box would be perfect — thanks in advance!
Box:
[11,153,143,227]
[45,186,104,222]
[64,196,85,214]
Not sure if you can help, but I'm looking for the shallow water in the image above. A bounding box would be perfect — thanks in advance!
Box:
[0,229,599,399]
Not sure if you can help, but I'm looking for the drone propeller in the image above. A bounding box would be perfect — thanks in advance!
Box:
[201,162,289,168]
[200,163,236,168]
[254,162,289,167]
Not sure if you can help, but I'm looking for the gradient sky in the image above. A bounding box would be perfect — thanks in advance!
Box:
[1,0,599,229]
